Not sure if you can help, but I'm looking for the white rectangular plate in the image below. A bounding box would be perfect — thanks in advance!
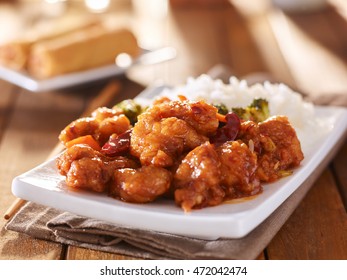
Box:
[0,64,127,92]
[0,48,175,92]
[11,87,347,239]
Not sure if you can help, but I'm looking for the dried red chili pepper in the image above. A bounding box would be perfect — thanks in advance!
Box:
[211,112,240,145]
[101,129,132,156]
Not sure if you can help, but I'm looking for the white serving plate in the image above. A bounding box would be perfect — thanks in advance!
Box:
[0,47,176,92]
[11,87,347,239]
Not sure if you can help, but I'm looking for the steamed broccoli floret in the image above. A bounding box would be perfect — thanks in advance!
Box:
[232,98,269,122]
[115,99,144,125]
[214,104,229,115]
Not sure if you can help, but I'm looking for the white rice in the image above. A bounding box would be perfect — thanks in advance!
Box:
[138,74,330,151]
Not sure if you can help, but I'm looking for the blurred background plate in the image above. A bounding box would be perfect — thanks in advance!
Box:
[0,47,176,92]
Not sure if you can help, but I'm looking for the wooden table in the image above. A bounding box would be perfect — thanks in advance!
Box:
[0,0,346,260]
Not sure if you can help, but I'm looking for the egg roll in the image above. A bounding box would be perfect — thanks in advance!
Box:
[0,19,103,71]
[28,26,139,79]
[0,41,31,70]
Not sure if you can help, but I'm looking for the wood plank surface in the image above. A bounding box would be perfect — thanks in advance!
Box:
[0,82,66,260]
[266,170,347,259]
[231,1,298,88]
[332,140,347,209]
[267,8,347,96]
[0,85,81,259]
[66,246,142,260]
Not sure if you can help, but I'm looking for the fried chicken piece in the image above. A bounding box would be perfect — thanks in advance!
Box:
[216,140,261,198]
[237,120,263,153]
[110,166,172,203]
[238,116,304,182]
[174,140,261,211]
[144,100,219,135]
[56,144,137,192]
[174,142,225,211]
[96,114,131,146]
[65,157,112,192]
[257,116,304,182]
[59,117,99,144]
[130,100,218,167]
[57,143,98,174]
[58,106,131,147]
[131,117,208,167]
[91,106,123,121]
[152,96,171,105]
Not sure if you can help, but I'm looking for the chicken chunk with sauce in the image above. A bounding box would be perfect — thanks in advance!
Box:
[131,117,208,167]
[130,100,218,167]
[238,116,304,182]
[56,144,137,192]
[110,166,172,203]
[174,141,261,211]
[257,116,304,182]
[216,140,261,198]
[174,142,225,211]
[59,106,131,147]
